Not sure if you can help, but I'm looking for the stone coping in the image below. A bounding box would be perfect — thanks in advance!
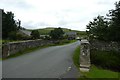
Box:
[81,39,89,44]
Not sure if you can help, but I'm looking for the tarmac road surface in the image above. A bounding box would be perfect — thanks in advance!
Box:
[2,41,80,78]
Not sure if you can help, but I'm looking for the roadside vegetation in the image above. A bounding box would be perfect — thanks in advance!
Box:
[81,49,120,78]
[77,31,87,39]
[90,49,120,72]
[73,45,80,68]
[83,65,119,78]
[78,1,120,78]
[86,1,120,42]
[2,10,27,41]
[73,45,120,78]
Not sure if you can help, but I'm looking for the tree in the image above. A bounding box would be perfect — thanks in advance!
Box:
[2,10,18,39]
[86,1,120,41]
[86,16,109,40]
[31,30,40,39]
[49,27,64,40]
[107,1,120,41]
[16,19,21,30]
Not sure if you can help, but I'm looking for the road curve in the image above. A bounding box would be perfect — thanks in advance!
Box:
[3,41,80,78]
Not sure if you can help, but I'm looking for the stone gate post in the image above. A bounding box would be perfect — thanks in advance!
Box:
[80,40,90,72]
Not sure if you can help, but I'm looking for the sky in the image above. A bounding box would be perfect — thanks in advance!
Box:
[0,0,119,31]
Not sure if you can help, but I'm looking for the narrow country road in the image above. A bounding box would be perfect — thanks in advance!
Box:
[2,41,80,78]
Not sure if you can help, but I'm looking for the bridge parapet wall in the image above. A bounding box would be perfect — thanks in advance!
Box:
[2,40,57,58]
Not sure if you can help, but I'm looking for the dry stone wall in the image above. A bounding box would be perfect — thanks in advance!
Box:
[90,40,120,52]
[2,40,57,58]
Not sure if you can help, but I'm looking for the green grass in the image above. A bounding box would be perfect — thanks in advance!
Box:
[83,65,119,78]
[72,46,120,79]
[82,49,120,79]
[2,40,14,43]
[73,45,80,68]
[3,40,77,60]
[2,39,29,44]
[90,49,120,72]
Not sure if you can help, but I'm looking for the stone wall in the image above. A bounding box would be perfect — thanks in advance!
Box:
[90,40,120,52]
[2,39,57,58]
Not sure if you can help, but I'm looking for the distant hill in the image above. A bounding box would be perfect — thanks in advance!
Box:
[27,27,86,37]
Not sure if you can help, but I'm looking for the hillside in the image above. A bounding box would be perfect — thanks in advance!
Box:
[27,27,86,36]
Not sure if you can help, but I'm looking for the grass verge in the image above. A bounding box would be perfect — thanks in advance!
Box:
[3,40,77,60]
[82,65,119,78]
[72,45,120,79]
[73,45,80,68]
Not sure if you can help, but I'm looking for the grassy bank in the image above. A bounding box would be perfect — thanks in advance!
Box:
[73,45,80,68]
[72,45,120,79]
[82,65,119,78]
[3,40,77,60]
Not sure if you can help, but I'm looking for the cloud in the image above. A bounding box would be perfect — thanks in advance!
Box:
[0,0,119,31]
[0,0,33,10]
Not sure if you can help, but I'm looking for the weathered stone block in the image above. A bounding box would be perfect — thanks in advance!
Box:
[79,40,90,72]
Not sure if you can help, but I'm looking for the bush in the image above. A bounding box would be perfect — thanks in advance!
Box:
[49,27,64,40]
[8,31,17,40]
[16,33,31,40]
[31,30,40,39]
[90,49,120,72]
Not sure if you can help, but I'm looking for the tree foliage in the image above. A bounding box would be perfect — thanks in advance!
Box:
[108,1,120,41]
[49,27,64,40]
[86,1,120,41]
[2,10,18,39]
[31,30,40,39]
[2,10,23,40]
[86,16,109,40]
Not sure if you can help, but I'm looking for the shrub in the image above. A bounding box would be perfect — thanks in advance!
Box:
[90,49,120,72]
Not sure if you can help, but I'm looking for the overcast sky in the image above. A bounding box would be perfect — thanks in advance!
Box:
[0,0,119,31]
